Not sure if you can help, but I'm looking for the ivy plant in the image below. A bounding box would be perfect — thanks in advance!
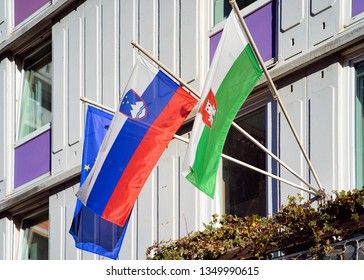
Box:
[146,188,364,260]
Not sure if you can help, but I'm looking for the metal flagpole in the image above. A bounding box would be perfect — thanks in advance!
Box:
[80,97,115,113]
[229,0,324,195]
[220,154,318,196]
[130,41,200,100]
[80,97,318,196]
[231,122,319,193]
[131,40,320,196]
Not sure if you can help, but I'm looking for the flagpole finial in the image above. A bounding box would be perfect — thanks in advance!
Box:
[229,0,238,10]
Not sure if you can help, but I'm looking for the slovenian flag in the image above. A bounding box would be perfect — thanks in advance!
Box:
[76,56,197,227]
[69,105,129,259]
[182,11,262,198]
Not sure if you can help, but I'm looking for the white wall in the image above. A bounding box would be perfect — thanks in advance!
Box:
[0,59,6,200]
[278,57,348,206]
[277,0,349,205]
[0,217,10,259]
[0,0,8,44]
[0,58,14,202]
[278,0,341,61]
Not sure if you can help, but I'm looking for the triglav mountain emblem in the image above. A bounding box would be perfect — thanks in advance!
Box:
[119,89,147,120]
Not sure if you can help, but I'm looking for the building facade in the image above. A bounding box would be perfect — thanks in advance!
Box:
[0,0,364,260]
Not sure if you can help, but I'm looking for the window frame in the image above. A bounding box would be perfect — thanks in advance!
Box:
[354,59,364,189]
[342,48,364,190]
[222,105,268,217]
[344,1,364,28]
[13,0,51,28]
[15,42,52,146]
[211,0,273,31]
[209,0,276,68]
[13,205,49,260]
[216,89,277,217]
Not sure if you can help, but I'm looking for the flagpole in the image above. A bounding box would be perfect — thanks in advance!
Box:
[231,122,319,193]
[80,97,115,113]
[130,41,200,100]
[79,97,190,144]
[229,0,324,195]
[221,154,318,196]
[131,40,320,196]
[80,97,318,196]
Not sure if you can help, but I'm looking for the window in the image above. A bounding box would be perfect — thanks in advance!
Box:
[223,107,266,217]
[14,0,51,26]
[355,61,364,189]
[17,210,49,260]
[352,0,364,18]
[211,0,276,64]
[214,0,257,25]
[17,44,52,140]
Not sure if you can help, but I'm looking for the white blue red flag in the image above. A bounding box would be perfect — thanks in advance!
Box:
[76,56,197,227]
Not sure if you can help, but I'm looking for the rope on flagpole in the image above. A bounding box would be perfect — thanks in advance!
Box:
[79,97,318,196]
[229,0,325,196]
[131,40,321,196]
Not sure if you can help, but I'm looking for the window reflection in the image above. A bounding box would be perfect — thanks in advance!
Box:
[214,0,258,25]
[223,107,266,217]
[355,61,364,189]
[19,211,49,260]
[18,44,52,140]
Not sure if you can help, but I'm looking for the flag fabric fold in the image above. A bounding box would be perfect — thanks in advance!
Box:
[76,56,197,227]
[69,105,129,259]
[182,11,262,198]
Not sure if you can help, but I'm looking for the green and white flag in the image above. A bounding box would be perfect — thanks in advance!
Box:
[182,11,262,198]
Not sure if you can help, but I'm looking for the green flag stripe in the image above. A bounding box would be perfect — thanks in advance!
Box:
[186,44,262,198]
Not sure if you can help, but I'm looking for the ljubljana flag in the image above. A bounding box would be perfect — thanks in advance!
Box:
[76,56,197,227]
[182,11,262,198]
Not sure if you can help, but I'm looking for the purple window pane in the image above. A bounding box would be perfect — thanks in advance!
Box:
[14,0,50,26]
[210,2,275,63]
[210,32,222,64]
[14,130,51,188]
[245,2,275,62]
[352,0,364,17]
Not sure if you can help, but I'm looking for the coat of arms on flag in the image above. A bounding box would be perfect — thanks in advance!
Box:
[119,89,147,120]
[199,89,217,128]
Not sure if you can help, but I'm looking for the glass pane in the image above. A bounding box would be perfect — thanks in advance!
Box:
[352,0,364,18]
[20,211,49,260]
[223,107,266,217]
[18,48,52,140]
[355,61,364,189]
[214,0,258,25]
[14,0,50,26]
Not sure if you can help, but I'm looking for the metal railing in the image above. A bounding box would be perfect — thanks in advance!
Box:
[275,235,364,260]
